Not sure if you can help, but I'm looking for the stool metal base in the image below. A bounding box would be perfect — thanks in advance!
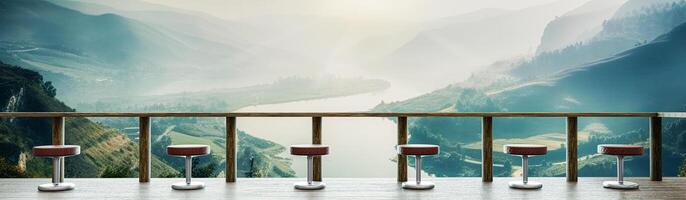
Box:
[402,181,435,190]
[508,181,542,189]
[172,182,205,190]
[294,181,326,190]
[38,183,75,192]
[603,181,639,190]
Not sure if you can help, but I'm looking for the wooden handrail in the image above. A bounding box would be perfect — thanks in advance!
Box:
[658,112,686,118]
[5,111,683,182]
[0,112,664,117]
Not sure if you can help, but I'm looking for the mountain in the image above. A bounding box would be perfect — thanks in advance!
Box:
[0,61,178,178]
[498,22,686,113]
[448,0,686,93]
[365,0,588,89]
[374,18,686,177]
[0,0,322,103]
[536,0,626,54]
[48,0,259,46]
[512,0,686,79]
[0,0,205,102]
[81,76,390,112]
[494,21,686,176]
[0,62,297,178]
[613,0,684,18]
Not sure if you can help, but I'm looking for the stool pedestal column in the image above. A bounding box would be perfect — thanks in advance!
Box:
[603,155,639,189]
[33,145,80,192]
[172,156,205,190]
[294,155,326,190]
[401,155,435,190]
[598,144,642,190]
[508,155,543,189]
[38,157,75,191]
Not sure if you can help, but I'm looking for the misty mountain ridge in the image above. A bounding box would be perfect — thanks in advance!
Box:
[0,61,297,178]
[612,0,685,18]
[513,0,686,79]
[453,0,686,92]
[535,0,626,54]
[0,0,328,104]
[365,0,589,90]
[0,61,179,178]
[4,0,686,179]
[375,4,686,177]
[1,0,600,103]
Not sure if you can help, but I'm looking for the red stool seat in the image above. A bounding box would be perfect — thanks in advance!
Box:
[290,144,329,156]
[597,144,643,156]
[167,145,210,156]
[397,144,439,155]
[33,145,81,157]
[504,144,547,155]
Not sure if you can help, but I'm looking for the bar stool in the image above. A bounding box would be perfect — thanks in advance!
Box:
[167,144,210,190]
[290,144,329,190]
[397,144,439,190]
[32,145,81,191]
[504,144,547,189]
[598,144,643,189]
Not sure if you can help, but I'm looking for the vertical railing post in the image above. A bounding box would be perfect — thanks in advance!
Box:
[482,116,493,182]
[51,116,65,182]
[566,116,578,182]
[312,116,322,181]
[397,116,408,182]
[138,116,151,183]
[650,116,662,181]
[226,116,237,182]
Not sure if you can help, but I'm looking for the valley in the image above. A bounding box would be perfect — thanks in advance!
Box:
[3,0,686,180]
[374,0,686,178]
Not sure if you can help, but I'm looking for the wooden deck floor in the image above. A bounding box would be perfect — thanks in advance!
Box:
[1,177,685,200]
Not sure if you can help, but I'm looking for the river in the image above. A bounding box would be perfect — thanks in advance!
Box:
[235,82,431,178]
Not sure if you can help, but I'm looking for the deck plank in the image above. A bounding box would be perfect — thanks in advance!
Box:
[1,178,685,199]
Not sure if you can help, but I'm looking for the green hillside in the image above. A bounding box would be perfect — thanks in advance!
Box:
[0,61,177,178]
[0,62,297,178]
[159,122,296,178]
[0,0,248,103]
[512,0,686,78]
[374,6,686,177]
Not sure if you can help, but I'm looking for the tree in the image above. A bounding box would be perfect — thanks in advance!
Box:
[42,81,56,97]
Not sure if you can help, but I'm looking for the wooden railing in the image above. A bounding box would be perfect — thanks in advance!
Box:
[2,112,685,183]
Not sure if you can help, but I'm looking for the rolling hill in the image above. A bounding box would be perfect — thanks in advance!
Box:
[374,4,686,177]
[366,0,588,89]
[0,62,297,178]
[0,61,178,178]
[0,0,322,104]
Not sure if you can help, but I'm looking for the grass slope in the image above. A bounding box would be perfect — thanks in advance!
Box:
[0,62,177,177]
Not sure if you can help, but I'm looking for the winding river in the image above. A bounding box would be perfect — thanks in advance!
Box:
[235,83,430,178]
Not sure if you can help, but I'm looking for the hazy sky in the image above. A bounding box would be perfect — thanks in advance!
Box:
[142,0,583,21]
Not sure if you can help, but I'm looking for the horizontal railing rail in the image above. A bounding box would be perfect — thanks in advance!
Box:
[0,112,662,117]
[1,111,684,183]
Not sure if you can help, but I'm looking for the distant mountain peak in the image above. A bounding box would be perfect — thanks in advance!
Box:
[535,0,626,54]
